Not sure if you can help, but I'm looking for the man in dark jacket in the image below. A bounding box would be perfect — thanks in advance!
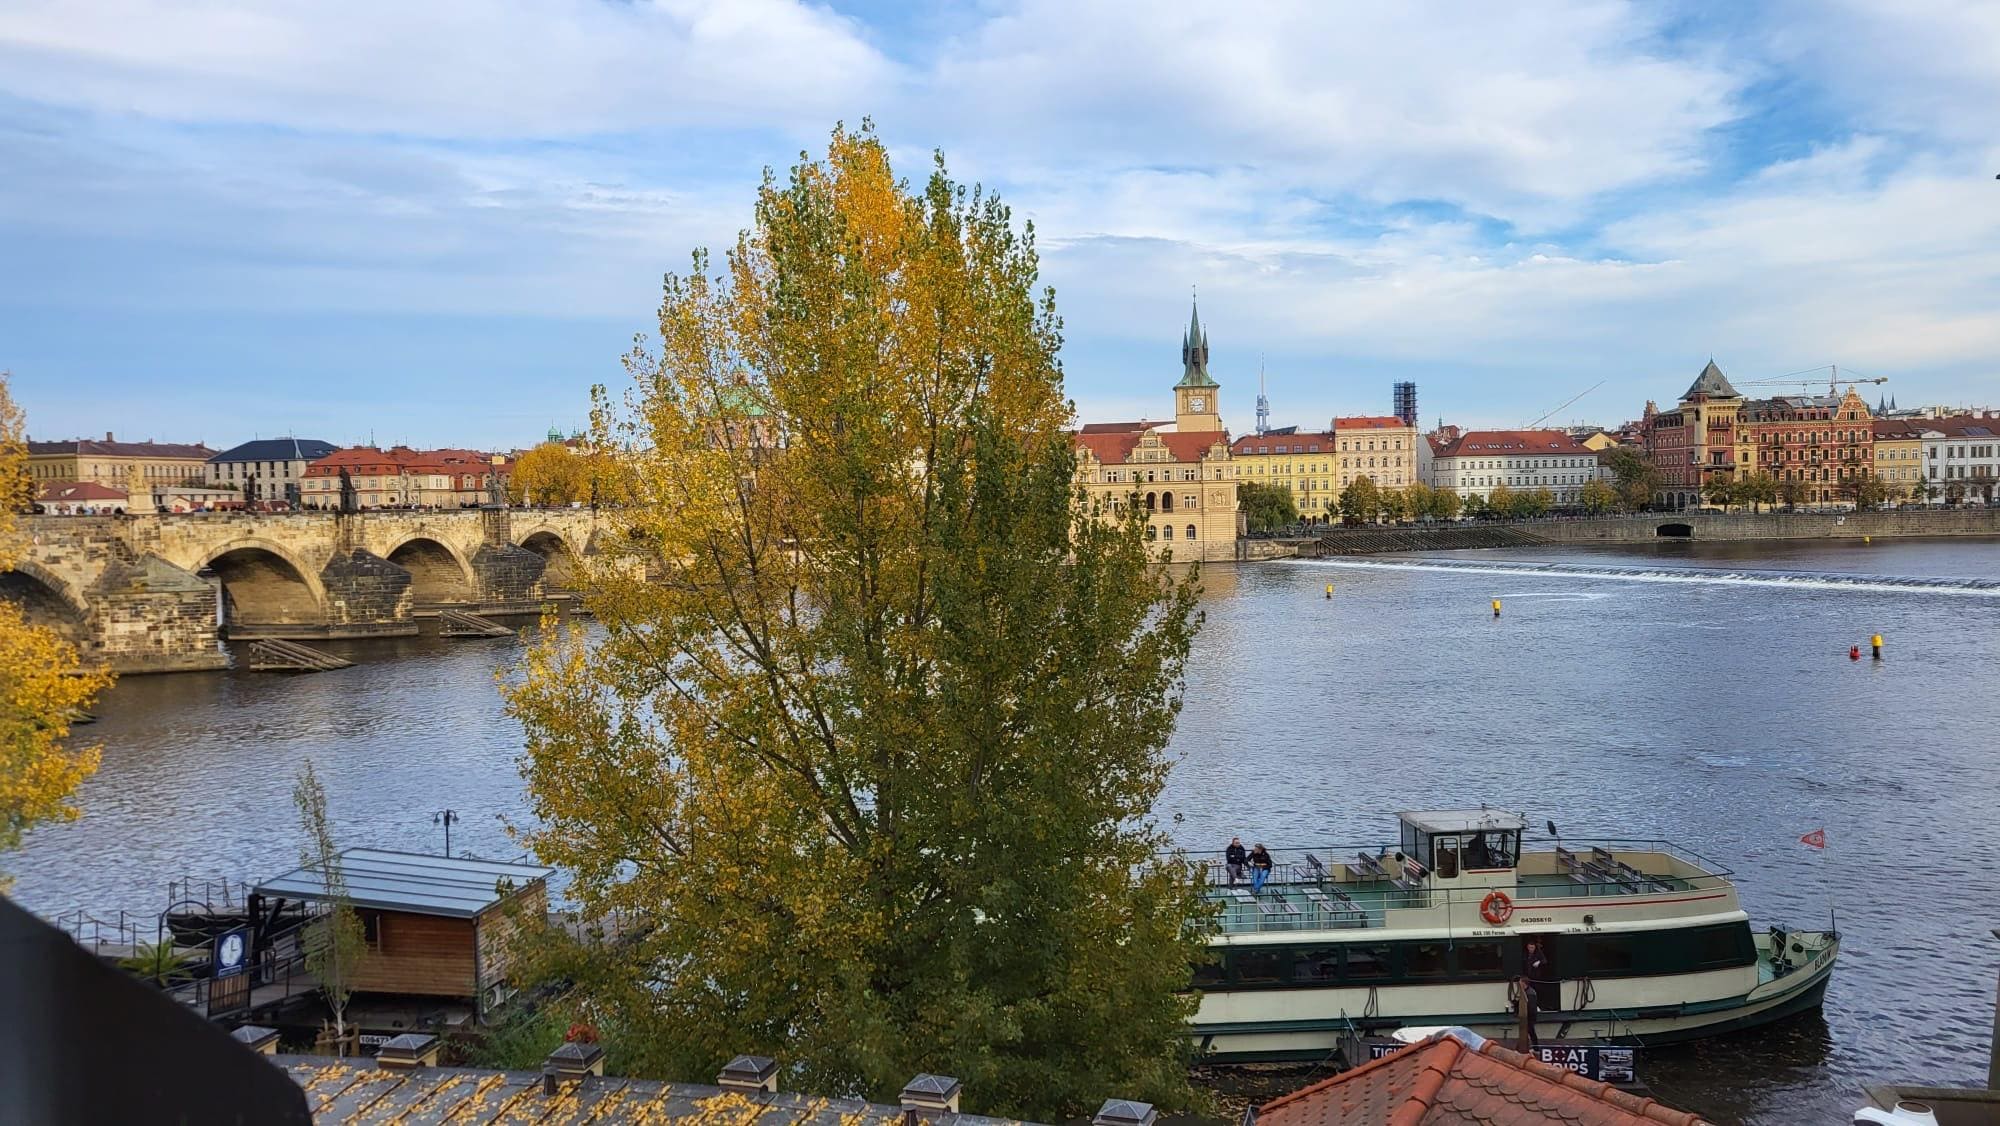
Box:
[1224,838,1248,885]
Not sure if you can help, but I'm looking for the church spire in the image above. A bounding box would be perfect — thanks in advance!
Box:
[1177,295,1217,389]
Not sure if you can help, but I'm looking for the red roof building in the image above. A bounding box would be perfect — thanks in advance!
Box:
[1428,429,1607,505]
[299,447,509,509]
[34,481,130,514]
[1254,1032,1707,1126]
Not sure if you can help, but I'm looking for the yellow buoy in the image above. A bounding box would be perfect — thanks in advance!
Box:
[1491,599,1502,617]
[1872,634,1883,660]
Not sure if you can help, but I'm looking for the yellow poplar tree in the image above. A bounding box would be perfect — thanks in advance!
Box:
[0,371,112,888]
[508,441,587,506]
[503,125,1207,1118]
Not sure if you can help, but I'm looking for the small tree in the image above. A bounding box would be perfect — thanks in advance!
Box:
[1487,482,1516,517]
[1338,475,1379,523]
[1235,482,1297,532]
[293,760,366,1056]
[1702,476,1738,511]
[1736,472,1778,513]
[1433,487,1462,520]
[1777,475,1805,511]
[1603,447,1659,511]
[1578,479,1617,514]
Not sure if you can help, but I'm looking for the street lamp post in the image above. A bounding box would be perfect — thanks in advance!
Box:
[433,809,460,857]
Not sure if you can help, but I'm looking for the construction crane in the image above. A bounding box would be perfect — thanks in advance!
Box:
[1737,364,1887,395]
[1520,380,1605,429]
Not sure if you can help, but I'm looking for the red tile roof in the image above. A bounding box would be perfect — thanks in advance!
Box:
[37,481,128,502]
[1230,431,1334,455]
[1074,428,1230,464]
[302,446,504,477]
[1431,429,1593,459]
[1256,1033,1707,1126]
[1335,416,1410,430]
[1871,419,1927,440]
[1079,420,1166,434]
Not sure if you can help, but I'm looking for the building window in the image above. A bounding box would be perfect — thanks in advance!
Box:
[1161,525,1174,540]
[1186,524,1197,541]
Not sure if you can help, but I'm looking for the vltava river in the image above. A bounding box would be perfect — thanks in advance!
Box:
[14,537,2000,1124]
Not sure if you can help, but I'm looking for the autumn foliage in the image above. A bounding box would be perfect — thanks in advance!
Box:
[0,371,111,888]
[502,126,1207,1117]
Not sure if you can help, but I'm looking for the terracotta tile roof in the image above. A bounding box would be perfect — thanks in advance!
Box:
[37,481,128,502]
[1074,429,1230,464]
[1230,431,1334,455]
[1335,416,1411,430]
[1255,1033,1707,1126]
[1871,419,1927,440]
[1079,420,1166,434]
[1430,430,1593,459]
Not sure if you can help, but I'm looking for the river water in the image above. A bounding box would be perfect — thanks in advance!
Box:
[14,538,2000,1123]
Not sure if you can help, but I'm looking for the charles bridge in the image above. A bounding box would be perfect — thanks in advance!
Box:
[3,509,602,671]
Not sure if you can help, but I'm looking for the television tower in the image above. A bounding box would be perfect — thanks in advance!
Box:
[1255,354,1271,436]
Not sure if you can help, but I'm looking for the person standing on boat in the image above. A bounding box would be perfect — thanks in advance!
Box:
[1224,838,1248,885]
[1524,936,1559,1026]
[1248,844,1274,893]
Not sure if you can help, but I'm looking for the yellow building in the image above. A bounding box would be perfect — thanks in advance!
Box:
[1074,303,1239,562]
[27,434,216,489]
[1871,419,1925,498]
[1229,414,1419,516]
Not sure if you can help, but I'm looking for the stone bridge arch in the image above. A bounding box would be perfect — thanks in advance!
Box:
[384,534,477,605]
[197,537,329,631]
[515,525,580,590]
[0,560,91,643]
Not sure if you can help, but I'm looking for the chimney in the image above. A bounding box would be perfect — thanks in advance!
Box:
[545,1040,606,1080]
[899,1074,962,1116]
[1093,1100,1159,1126]
[375,1033,439,1069]
[105,431,114,442]
[229,1025,280,1056]
[717,1054,778,1094]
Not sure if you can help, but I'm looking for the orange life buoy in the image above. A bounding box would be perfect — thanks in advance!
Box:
[1480,890,1514,926]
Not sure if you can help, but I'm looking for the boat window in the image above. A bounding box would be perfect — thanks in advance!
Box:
[1693,923,1755,969]
[1405,942,1449,978]
[1584,936,1638,974]
[1232,948,1285,986]
[1454,941,1507,978]
[1292,948,1342,983]
[1433,836,1459,878]
[1465,830,1519,869]
[1343,944,1394,980]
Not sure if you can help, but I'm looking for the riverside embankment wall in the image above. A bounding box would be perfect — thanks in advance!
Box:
[1263,508,2000,558]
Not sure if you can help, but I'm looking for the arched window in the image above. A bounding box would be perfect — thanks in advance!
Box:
[1161,493,1174,512]
[1145,492,1157,511]
[1162,525,1174,540]
[1146,525,1156,540]
[1186,524,1197,541]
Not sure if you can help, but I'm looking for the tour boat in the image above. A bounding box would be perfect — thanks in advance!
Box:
[1189,809,1839,1062]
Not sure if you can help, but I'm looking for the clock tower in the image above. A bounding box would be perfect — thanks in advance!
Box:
[1174,298,1222,433]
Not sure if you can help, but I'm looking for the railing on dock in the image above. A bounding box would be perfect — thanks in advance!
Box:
[247,638,352,672]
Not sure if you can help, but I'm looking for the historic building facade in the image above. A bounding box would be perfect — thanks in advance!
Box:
[1074,304,1239,562]
[1738,390,1875,505]
[300,447,510,509]
[1334,415,1419,490]
[207,437,338,505]
[1871,418,1927,498]
[1426,429,1607,504]
[26,435,216,490]
[1228,415,1418,515]
[1921,416,2000,503]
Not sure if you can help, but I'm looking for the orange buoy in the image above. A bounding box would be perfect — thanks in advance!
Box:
[1480,890,1514,925]
[1849,646,1860,661]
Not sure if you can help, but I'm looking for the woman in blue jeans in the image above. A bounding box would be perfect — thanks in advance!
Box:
[1249,844,1274,893]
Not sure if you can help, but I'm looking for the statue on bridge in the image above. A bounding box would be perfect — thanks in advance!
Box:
[338,467,358,514]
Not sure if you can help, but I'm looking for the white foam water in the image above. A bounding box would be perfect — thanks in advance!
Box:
[1297,555,2000,596]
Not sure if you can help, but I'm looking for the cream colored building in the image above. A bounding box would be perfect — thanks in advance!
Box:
[1871,419,1925,498]
[27,434,215,489]
[1228,414,1418,516]
[1074,303,1239,562]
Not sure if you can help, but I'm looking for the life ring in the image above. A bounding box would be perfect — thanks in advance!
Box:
[1480,890,1514,925]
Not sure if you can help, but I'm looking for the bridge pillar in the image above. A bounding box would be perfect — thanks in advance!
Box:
[317,549,417,637]
[87,553,228,673]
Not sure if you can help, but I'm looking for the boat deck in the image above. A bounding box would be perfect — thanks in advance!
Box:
[1205,870,1706,936]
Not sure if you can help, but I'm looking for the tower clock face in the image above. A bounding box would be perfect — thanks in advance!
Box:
[1190,396,1206,411]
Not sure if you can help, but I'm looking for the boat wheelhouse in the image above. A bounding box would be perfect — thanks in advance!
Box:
[1189,809,1838,1063]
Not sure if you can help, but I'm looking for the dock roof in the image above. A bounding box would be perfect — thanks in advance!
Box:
[254,849,554,918]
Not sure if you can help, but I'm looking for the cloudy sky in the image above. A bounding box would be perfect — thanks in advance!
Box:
[3,1,1997,449]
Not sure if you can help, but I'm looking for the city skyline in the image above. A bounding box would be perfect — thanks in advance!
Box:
[5,2,1999,448]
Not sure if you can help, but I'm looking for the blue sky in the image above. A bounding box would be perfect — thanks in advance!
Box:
[3,1,1997,449]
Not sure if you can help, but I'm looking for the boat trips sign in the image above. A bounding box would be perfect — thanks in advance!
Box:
[1367,1040,1636,1085]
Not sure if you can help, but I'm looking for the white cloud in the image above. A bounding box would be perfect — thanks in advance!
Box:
[0,0,889,136]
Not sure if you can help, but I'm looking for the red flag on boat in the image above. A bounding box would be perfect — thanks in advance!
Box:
[1799,828,1826,849]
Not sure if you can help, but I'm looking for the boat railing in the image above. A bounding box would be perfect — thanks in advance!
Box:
[1162,838,1734,886]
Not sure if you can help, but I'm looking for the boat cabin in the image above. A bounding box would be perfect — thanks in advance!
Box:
[253,849,554,1023]
[1396,809,1524,884]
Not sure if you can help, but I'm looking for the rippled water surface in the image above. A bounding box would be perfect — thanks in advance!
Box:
[15,536,2000,1124]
